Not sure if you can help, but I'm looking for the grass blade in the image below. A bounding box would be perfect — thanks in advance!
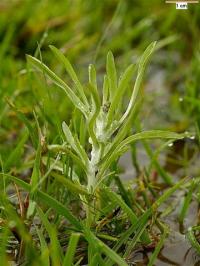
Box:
[63,233,80,266]
[179,179,196,223]
[93,234,128,266]
[36,227,50,266]
[27,139,41,218]
[4,130,28,172]
[123,211,150,258]
[187,227,200,254]
[102,186,150,243]
[6,99,38,148]
[51,171,89,196]
[3,173,82,230]
[37,207,63,265]
[103,186,138,223]
[147,226,168,266]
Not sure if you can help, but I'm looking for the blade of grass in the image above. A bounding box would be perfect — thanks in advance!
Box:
[0,226,10,266]
[187,226,200,254]
[63,233,80,266]
[147,225,168,266]
[136,121,174,185]
[48,144,87,173]
[37,207,63,265]
[51,171,89,196]
[106,177,188,265]
[179,179,196,224]
[3,173,82,230]
[50,227,62,266]
[102,186,150,243]
[123,211,150,258]
[4,130,29,172]
[27,138,41,218]
[90,253,106,266]
[114,175,132,208]
[93,235,128,266]
[123,178,187,258]
[6,99,38,148]
[83,225,128,266]
[142,138,174,185]
[36,227,50,266]
[153,177,187,208]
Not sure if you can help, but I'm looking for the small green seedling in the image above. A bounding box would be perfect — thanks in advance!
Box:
[27,42,185,227]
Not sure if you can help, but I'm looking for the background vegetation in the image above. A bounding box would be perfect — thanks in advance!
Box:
[0,0,200,265]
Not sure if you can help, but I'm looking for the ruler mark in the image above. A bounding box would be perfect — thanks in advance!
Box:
[165,1,198,2]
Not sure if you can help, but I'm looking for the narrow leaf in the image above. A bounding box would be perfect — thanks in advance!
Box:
[106,51,117,100]
[103,75,109,105]
[99,130,184,177]
[119,42,156,124]
[63,233,80,266]
[3,173,82,230]
[62,122,88,164]
[51,172,89,196]
[4,130,28,171]
[107,64,135,123]
[26,55,88,116]
[147,226,168,266]
[49,45,89,107]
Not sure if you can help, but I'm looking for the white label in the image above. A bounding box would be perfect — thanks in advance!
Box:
[176,2,188,9]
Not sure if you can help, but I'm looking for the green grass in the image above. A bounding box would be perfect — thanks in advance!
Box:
[1,1,200,265]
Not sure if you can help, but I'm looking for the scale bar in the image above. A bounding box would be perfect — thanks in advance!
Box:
[166,1,199,2]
